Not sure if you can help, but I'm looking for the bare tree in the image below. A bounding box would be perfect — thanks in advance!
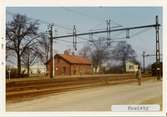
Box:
[37,33,50,69]
[112,41,137,72]
[79,45,91,59]
[64,48,73,55]
[6,49,17,66]
[6,14,39,77]
[80,37,110,73]
[21,44,41,76]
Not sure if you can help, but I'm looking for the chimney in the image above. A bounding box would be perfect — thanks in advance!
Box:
[64,50,69,55]
[72,52,75,56]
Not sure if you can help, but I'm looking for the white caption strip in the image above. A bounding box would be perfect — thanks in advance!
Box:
[112,105,160,112]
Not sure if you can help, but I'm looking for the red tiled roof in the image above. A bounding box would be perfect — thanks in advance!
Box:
[56,54,91,65]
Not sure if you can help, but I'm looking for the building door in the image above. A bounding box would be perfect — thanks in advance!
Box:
[73,69,76,75]
[63,67,66,75]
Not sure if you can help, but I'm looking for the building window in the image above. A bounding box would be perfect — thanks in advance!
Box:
[57,58,60,63]
[63,67,66,75]
[73,69,76,75]
[129,65,134,70]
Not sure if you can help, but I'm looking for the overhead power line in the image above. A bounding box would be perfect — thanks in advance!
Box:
[6,10,73,32]
[62,7,123,27]
[130,28,153,38]
[6,11,49,24]
[54,39,87,44]
[62,7,103,23]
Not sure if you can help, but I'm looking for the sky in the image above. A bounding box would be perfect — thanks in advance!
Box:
[6,7,162,67]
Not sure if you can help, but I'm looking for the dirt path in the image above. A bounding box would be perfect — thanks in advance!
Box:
[6,79,162,111]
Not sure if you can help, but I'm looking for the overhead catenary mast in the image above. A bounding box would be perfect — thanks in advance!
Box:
[48,24,54,79]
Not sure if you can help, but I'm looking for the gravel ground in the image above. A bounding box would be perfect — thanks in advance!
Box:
[6,79,162,111]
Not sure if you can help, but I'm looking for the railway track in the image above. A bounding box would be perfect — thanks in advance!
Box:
[6,74,153,103]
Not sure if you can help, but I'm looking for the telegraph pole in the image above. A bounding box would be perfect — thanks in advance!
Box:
[155,16,161,80]
[106,19,111,46]
[73,25,77,51]
[142,51,146,73]
[49,24,54,79]
[142,52,162,75]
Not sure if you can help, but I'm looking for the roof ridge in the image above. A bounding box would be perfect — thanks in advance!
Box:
[57,54,91,65]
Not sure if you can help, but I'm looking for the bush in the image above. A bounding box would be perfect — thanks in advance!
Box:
[103,65,123,74]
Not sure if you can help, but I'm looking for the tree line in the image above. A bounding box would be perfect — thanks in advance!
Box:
[79,38,139,73]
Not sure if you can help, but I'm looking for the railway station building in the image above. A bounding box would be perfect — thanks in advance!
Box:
[46,52,92,76]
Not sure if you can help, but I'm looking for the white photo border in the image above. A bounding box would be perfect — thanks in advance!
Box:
[0,0,166,116]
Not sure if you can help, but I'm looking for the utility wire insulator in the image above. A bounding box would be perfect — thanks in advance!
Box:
[73,25,77,51]
[126,29,130,39]
[106,19,111,46]
[89,32,94,42]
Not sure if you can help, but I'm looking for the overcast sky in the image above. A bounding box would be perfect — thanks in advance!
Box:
[6,7,162,67]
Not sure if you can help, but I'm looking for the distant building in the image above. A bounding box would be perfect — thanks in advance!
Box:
[151,62,162,76]
[21,64,46,75]
[46,53,92,76]
[126,61,139,72]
